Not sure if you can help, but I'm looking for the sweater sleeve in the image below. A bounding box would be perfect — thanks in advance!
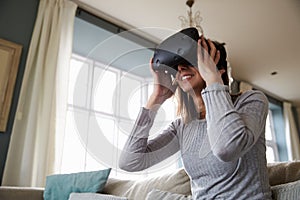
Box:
[201,83,269,162]
[119,107,181,172]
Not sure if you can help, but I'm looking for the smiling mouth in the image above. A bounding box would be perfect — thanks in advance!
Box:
[181,74,194,81]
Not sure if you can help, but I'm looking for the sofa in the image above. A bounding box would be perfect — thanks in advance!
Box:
[1,161,300,200]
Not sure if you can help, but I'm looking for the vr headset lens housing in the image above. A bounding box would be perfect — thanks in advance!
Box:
[152,27,226,76]
[152,28,199,75]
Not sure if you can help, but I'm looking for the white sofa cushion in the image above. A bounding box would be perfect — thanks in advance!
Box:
[69,193,128,200]
[102,168,191,200]
[145,189,192,200]
[271,179,300,200]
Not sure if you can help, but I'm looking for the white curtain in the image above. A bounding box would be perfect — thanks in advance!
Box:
[283,102,300,161]
[2,0,77,187]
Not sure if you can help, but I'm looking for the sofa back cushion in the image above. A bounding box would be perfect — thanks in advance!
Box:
[102,168,191,200]
[268,161,300,186]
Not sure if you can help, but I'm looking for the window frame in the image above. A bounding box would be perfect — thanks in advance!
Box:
[62,53,180,178]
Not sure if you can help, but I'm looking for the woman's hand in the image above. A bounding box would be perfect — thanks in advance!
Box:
[197,36,224,86]
[145,58,177,110]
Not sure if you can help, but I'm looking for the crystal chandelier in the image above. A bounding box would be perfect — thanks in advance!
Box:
[178,0,204,35]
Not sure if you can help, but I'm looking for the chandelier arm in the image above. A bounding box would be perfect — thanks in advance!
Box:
[179,0,204,36]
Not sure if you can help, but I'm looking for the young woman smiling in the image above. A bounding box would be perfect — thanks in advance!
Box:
[119,31,272,199]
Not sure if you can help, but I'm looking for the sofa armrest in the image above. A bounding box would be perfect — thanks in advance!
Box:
[0,186,44,200]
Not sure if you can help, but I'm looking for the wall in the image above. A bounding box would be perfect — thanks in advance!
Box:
[0,0,39,184]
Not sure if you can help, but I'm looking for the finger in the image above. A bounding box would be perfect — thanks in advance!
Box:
[207,39,217,59]
[197,39,203,62]
[214,50,220,65]
[201,36,209,56]
[149,57,158,74]
[149,57,153,68]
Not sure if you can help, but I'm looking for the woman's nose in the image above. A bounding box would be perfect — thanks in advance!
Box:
[177,65,187,72]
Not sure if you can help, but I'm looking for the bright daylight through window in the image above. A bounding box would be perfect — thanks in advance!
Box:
[60,54,179,179]
[265,110,279,163]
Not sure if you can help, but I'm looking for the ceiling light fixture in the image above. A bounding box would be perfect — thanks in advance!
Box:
[271,71,278,76]
[178,0,204,35]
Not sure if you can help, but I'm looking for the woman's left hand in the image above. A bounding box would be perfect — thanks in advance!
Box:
[197,36,224,86]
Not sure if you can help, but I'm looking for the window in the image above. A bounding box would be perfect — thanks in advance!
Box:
[267,101,289,162]
[60,53,180,179]
[56,9,183,179]
[265,110,280,163]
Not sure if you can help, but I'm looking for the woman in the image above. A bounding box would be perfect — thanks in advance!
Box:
[119,33,272,199]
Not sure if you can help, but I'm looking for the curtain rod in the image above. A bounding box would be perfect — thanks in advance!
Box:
[70,0,161,44]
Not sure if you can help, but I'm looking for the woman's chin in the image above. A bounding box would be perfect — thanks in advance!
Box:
[181,85,193,93]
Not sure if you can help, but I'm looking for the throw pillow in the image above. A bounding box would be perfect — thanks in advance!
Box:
[44,168,111,200]
[146,189,192,200]
[271,179,300,200]
[69,193,128,200]
[102,168,191,200]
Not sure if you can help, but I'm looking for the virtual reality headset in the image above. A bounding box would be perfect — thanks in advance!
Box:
[152,27,225,75]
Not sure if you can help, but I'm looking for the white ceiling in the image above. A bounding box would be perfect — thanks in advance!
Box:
[76,0,300,107]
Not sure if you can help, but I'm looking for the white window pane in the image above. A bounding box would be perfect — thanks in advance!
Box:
[148,83,153,98]
[87,115,116,168]
[266,146,276,163]
[85,150,109,172]
[93,67,117,114]
[120,76,141,118]
[60,110,89,173]
[265,114,273,140]
[127,86,142,119]
[161,98,176,121]
[94,115,115,145]
[68,59,89,107]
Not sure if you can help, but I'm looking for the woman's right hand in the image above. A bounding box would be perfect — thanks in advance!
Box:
[145,58,177,110]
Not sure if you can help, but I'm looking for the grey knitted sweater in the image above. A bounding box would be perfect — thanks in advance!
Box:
[119,83,272,199]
